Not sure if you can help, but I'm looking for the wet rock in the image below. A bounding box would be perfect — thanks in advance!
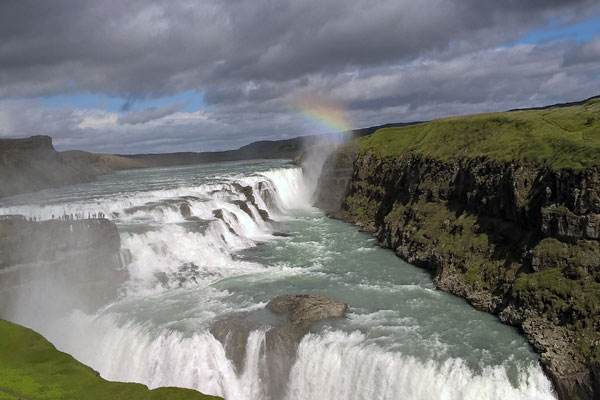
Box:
[209,313,260,373]
[154,271,169,287]
[233,183,256,205]
[233,200,254,218]
[317,147,600,400]
[258,208,270,221]
[212,209,224,220]
[179,203,192,219]
[212,209,237,235]
[210,294,347,399]
[266,294,347,329]
[264,295,347,399]
[257,182,280,212]
[272,232,291,237]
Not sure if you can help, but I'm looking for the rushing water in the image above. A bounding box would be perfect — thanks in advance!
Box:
[0,160,556,400]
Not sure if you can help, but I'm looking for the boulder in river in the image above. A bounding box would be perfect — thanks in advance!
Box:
[179,203,192,219]
[210,294,347,400]
[266,294,347,328]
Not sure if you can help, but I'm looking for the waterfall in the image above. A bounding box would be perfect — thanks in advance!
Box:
[0,162,557,400]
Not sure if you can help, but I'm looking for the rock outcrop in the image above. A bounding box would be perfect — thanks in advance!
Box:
[0,136,93,197]
[0,136,143,198]
[315,146,600,400]
[266,294,348,328]
[0,216,127,318]
[0,123,411,198]
[210,294,347,400]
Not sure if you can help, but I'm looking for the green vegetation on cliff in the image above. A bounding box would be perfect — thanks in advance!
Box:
[360,97,600,170]
[0,319,221,400]
[325,98,600,399]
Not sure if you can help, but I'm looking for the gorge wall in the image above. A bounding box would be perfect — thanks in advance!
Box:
[0,136,143,198]
[314,142,600,400]
[0,217,222,399]
[0,217,127,319]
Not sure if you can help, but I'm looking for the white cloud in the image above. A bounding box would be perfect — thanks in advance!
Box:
[1,1,600,152]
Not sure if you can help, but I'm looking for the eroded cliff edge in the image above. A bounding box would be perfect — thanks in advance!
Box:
[0,217,127,318]
[0,217,223,399]
[314,100,600,400]
[0,135,144,198]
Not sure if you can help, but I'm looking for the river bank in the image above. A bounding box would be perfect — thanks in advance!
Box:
[313,98,600,400]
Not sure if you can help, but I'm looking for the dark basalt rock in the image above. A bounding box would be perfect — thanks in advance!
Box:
[314,147,600,400]
[266,294,347,328]
[231,184,275,223]
[233,200,254,218]
[257,182,281,213]
[211,209,237,235]
[179,203,192,219]
[210,294,347,399]
[272,232,291,237]
[212,209,224,220]
[258,208,271,222]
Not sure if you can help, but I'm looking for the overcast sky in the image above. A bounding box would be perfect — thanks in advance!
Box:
[1,0,600,153]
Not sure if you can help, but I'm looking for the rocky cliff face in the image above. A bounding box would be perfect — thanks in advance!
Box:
[0,217,127,319]
[315,148,600,400]
[0,136,144,198]
[0,136,95,197]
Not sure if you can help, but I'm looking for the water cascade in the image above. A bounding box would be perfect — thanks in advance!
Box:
[0,160,557,400]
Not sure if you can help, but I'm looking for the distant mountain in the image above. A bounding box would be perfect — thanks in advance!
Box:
[0,136,143,198]
[0,122,420,198]
[116,121,422,168]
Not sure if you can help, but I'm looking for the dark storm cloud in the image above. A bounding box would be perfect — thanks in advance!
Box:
[1,0,600,153]
[1,0,598,100]
[563,36,600,66]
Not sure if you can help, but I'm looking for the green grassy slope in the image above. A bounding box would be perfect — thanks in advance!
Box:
[0,319,222,400]
[339,96,600,398]
[361,97,600,169]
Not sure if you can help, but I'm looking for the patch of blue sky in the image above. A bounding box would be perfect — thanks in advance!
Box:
[38,90,206,113]
[511,15,600,46]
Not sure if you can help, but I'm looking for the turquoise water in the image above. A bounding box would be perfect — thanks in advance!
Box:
[0,160,556,400]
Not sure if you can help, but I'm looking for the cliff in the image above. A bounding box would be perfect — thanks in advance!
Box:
[0,216,222,399]
[0,217,128,317]
[0,136,91,197]
[0,123,414,198]
[0,136,142,198]
[315,97,600,400]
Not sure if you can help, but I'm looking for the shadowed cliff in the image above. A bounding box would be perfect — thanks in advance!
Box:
[0,216,222,399]
[0,217,127,320]
[0,122,419,199]
[0,136,143,198]
[314,96,600,400]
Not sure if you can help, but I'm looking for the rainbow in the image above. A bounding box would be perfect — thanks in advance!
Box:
[291,94,351,133]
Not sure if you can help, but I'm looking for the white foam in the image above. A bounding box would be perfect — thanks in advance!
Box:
[1,164,558,400]
[286,331,556,400]
[45,314,556,400]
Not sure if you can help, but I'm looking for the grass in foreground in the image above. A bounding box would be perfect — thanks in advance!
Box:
[0,319,221,400]
[360,97,600,170]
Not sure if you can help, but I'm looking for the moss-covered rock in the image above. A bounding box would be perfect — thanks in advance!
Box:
[315,98,600,400]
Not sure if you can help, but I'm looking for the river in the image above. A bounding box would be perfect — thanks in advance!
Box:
[0,159,556,399]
